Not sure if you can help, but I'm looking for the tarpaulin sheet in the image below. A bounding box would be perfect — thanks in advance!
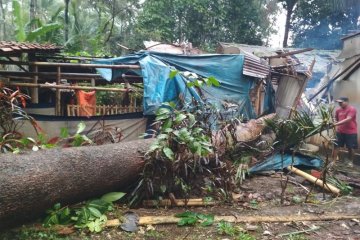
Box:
[93,52,274,117]
[249,153,323,174]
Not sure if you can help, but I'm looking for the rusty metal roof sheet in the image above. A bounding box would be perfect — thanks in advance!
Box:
[0,41,61,54]
[243,52,270,79]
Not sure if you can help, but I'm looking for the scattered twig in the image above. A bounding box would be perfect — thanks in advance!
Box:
[278,225,320,237]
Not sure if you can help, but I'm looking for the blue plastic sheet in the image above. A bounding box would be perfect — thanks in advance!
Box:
[249,153,323,174]
[93,52,274,117]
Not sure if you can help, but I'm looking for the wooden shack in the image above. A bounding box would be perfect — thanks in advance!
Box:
[0,42,146,141]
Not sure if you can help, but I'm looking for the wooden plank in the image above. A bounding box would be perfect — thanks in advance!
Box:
[7,82,128,92]
[264,48,314,59]
[0,60,141,69]
[56,66,61,116]
[30,65,38,104]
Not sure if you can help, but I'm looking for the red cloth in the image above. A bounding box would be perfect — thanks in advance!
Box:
[335,105,357,134]
[76,90,96,116]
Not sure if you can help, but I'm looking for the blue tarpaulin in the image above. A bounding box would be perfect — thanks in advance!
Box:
[249,153,323,174]
[93,52,274,117]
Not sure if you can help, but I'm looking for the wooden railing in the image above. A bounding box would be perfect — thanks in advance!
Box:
[67,104,142,116]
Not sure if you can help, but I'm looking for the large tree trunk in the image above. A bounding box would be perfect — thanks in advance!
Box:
[0,139,153,228]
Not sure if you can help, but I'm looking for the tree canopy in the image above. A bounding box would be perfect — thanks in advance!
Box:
[291,0,360,49]
[0,0,358,55]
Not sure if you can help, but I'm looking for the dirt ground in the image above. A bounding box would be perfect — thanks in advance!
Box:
[1,163,360,240]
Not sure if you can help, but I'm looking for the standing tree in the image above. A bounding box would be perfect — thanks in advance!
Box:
[291,0,360,49]
[64,0,70,42]
[135,0,275,49]
[278,0,298,47]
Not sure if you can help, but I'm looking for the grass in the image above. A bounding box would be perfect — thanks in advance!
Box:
[286,234,309,240]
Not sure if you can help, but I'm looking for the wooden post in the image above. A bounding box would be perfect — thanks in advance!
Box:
[56,66,61,116]
[30,65,38,104]
[91,78,95,87]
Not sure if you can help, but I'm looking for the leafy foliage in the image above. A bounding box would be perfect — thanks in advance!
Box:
[175,211,214,227]
[284,0,360,49]
[0,85,40,153]
[265,106,334,151]
[130,73,239,202]
[44,192,126,233]
[326,177,353,195]
[135,0,277,48]
[12,0,61,42]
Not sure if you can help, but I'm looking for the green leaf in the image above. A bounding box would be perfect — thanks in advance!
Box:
[54,203,61,210]
[87,221,96,232]
[163,147,174,160]
[178,217,197,226]
[186,82,195,88]
[60,127,69,138]
[101,192,126,203]
[160,185,167,193]
[169,70,179,79]
[197,213,214,226]
[26,23,61,42]
[88,207,102,218]
[188,113,196,127]
[12,0,26,41]
[156,107,171,116]
[76,122,86,134]
[155,114,169,121]
[162,119,173,130]
[148,142,162,152]
[157,134,169,140]
[175,113,186,123]
[72,134,84,147]
[87,199,110,214]
[208,76,220,87]
[43,214,59,227]
[175,211,197,218]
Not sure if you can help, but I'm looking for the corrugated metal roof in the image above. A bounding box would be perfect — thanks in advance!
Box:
[217,43,270,78]
[243,53,270,79]
[0,41,61,54]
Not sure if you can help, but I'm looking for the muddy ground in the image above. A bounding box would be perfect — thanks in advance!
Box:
[1,163,359,240]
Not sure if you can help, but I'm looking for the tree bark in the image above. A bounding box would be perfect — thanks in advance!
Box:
[0,0,5,40]
[64,0,70,42]
[0,138,153,228]
[282,0,297,48]
[29,0,37,30]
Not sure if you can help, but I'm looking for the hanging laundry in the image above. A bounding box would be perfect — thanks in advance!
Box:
[76,90,96,117]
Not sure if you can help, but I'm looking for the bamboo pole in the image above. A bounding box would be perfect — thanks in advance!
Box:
[0,70,103,78]
[264,48,314,59]
[104,213,359,227]
[6,82,129,92]
[287,166,340,195]
[0,60,141,69]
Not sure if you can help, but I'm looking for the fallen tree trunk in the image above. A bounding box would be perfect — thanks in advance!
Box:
[0,139,154,227]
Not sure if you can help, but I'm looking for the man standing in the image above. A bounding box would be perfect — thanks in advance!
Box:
[333,97,358,165]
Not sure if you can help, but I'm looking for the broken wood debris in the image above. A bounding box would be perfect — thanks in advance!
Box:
[142,198,215,207]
